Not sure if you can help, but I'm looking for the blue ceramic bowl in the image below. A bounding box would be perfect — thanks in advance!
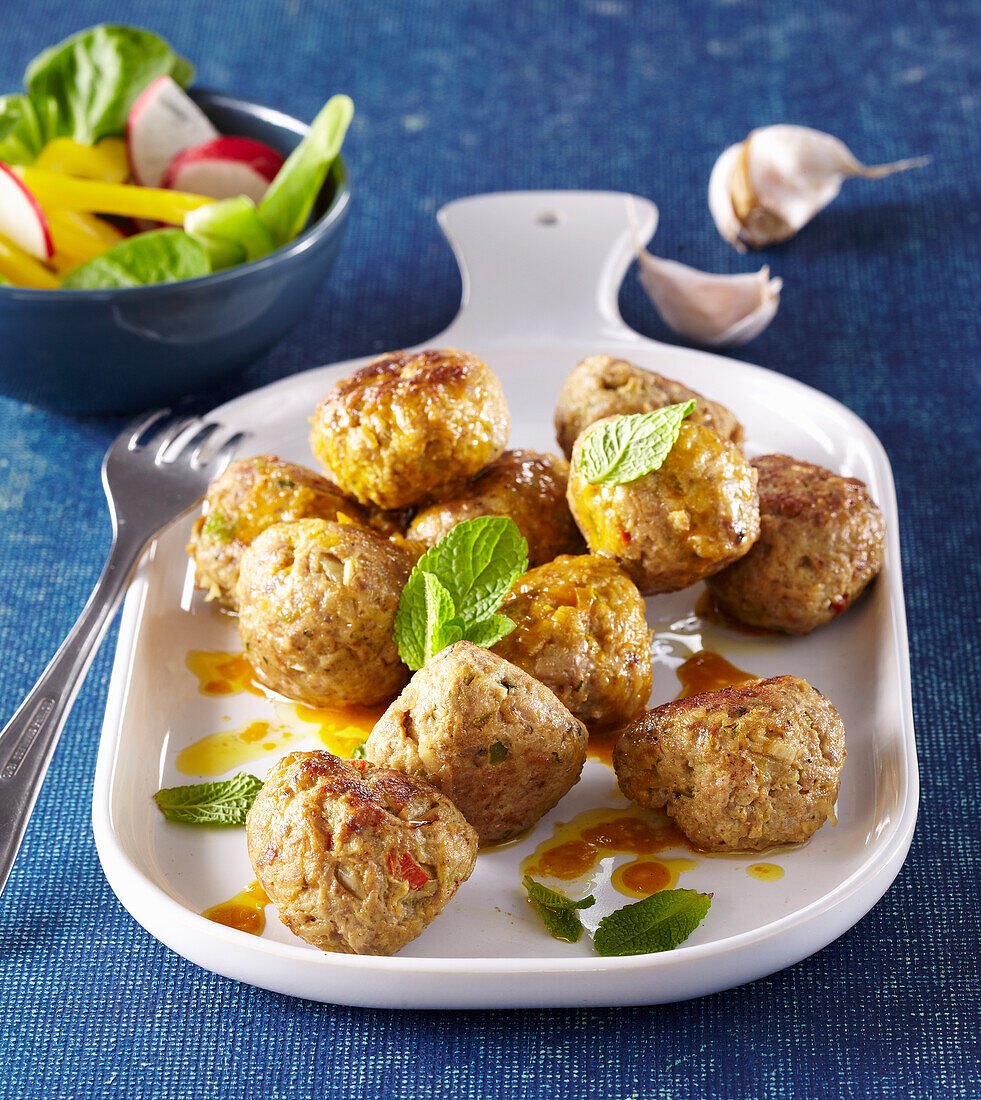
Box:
[0,91,351,415]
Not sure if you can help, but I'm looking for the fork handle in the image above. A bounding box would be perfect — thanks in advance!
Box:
[0,529,148,900]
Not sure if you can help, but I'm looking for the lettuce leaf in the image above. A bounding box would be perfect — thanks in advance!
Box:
[258,94,353,247]
[25,24,194,146]
[62,228,209,288]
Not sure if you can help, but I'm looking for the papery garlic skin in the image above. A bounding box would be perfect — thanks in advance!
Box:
[709,125,928,250]
[636,250,782,346]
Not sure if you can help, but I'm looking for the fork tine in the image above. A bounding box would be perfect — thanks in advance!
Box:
[211,431,249,475]
[154,416,201,462]
[126,408,172,451]
[177,422,221,469]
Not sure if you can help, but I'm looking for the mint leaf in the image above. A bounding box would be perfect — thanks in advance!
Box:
[394,516,528,670]
[395,571,460,668]
[422,573,461,661]
[593,888,711,956]
[419,515,528,624]
[578,401,696,485]
[463,613,516,649]
[523,876,595,944]
[153,772,263,826]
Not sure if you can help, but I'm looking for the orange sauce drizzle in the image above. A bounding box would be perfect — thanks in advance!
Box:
[202,880,270,935]
[612,856,699,898]
[746,862,785,881]
[675,649,758,698]
[521,805,696,899]
[295,703,384,758]
[175,719,296,776]
[186,649,264,696]
[180,649,385,775]
[586,725,620,766]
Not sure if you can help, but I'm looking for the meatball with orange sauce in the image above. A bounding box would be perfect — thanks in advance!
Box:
[407,449,583,567]
[186,454,367,610]
[492,554,652,728]
[310,348,510,510]
[567,418,760,595]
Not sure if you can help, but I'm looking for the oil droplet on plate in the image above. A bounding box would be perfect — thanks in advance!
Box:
[202,880,270,935]
[746,862,784,881]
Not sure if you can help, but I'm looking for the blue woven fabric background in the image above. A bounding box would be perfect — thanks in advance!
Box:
[1,1,979,1097]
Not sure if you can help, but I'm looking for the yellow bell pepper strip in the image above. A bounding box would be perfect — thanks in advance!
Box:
[35,137,130,183]
[47,208,124,264]
[0,233,59,288]
[17,166,212,224]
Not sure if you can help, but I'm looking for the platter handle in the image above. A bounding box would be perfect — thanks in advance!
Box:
[434,190,657,348]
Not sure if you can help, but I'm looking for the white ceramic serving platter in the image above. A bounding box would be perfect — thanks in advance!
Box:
[93,191,918,1009]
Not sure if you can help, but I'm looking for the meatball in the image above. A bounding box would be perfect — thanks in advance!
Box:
[236,519,416,708]
[705,454,886,634]
[492,555,652,728]
[309,348,511,510]
[614,675,846,851]
[247,751,478,955]
[554,354,743,459]
[407,450,584,567]
[567,419,760,595]
[365,641,587,843]
[186,455,367,610]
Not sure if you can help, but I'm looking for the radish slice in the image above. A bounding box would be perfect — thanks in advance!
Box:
[0,163,53,259]
[127,75,218,187]
[161,137,284,202]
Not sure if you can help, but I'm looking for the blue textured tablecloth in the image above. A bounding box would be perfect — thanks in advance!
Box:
[2,2,979,1097]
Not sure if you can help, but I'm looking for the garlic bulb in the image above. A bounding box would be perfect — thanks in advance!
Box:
[636,250,782,347]
[709,125,928,250]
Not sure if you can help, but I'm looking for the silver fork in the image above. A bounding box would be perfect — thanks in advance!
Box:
[0,409,248,899]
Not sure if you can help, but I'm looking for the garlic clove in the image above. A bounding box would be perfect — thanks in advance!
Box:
[709,124,929,250]
[636,249,782,346]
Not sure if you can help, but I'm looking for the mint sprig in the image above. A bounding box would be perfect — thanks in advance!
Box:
[523,876,595,944]
[395,516,528,670]
[153,772,263,826]
[593,888,712,957]
[578,401,696,485]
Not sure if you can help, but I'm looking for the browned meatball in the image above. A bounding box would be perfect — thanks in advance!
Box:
[614,675,846,852]
[309,348,510,510]
[236,519,416,708]
[365,641,587,843]
[567,420,760,595]
[554,354,743,459]
[706,454,886,634]
[247,751,478,955]
[186,455,367,610]
[492,555,652,728]
[407,450,584,567]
